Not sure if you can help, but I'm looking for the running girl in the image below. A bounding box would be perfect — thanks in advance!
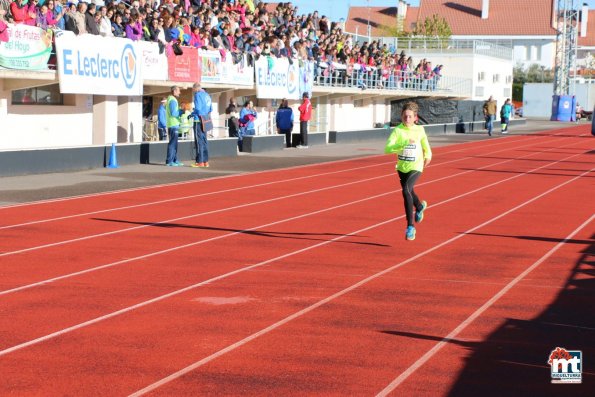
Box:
[384,102,432,241]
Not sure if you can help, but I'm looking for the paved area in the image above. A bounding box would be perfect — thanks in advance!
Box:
[0,119,571,206]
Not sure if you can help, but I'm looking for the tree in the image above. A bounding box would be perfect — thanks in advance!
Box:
[412,14,452,38]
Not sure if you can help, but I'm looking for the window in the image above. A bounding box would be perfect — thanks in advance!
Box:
[478,72,485,82]
[503,88,511,97]
[12,85,63,105]
[476,86,485,97]
[506,75,513,84]
[493,74,500,83]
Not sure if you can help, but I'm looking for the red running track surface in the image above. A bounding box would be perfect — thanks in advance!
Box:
[0,125,593,396]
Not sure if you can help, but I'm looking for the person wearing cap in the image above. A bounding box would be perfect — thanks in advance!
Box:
[297,92,312,148]
[157,97,167,141]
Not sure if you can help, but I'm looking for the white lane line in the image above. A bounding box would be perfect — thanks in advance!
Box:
[0,160,392,230]
[1,133,579,256]
[0,132,549,229]
[0,140,589,298]
[130,174,593,397]
[0,131,534,211]
[0,153,590,365]
[376,213,594,396]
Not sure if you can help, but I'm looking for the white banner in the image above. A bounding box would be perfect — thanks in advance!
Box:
[0,24,53,70]
[138,41,168,81]
[55,35,143,95]
[255,57,299,100]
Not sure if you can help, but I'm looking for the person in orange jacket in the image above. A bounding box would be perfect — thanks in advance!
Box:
[297,92,312,148]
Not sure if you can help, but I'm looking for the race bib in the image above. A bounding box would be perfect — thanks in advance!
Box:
[399,143,417,162]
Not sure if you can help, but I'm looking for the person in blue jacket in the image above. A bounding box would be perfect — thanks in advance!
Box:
[275,99,294,148]
[238,100,257,152]
[190,82,213,168]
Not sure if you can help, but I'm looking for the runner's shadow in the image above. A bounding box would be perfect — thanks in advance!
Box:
[91,217,390,247]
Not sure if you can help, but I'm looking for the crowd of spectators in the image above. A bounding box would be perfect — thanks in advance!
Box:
[0,0,443,91]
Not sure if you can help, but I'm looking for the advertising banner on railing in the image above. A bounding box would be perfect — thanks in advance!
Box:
[168,46,200,82]
[55,34,142,95]
[198,50,253,86]
[0,24,53,70]
[138,41,167,81]
[199,50,222,84]
[255,56,299,100]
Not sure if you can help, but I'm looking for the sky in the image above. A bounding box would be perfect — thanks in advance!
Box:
[288,0,595,24]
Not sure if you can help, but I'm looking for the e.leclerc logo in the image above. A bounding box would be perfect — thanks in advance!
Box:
[62,43,137,89]
[286,63,298,95]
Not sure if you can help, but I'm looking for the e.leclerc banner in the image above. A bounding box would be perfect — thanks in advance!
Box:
[55,34,142,95]
[255,56,299,100]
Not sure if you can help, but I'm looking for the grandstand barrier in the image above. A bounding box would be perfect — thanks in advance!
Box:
[329,129,392,144]
[291,132,327,147]
[241,135,286,153]
[0,138,239,177]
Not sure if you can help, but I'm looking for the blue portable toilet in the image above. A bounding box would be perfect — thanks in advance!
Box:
[552,95,576,122]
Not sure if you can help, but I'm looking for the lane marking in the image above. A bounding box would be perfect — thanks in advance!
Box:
[1,134,584,257]
[131,176,593,397]
[1,140,588,297]
[376,213,594,396]
[0,155,591,369]
[0,132,553,229]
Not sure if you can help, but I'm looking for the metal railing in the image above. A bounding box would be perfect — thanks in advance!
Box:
[343,34,514,60]
[313,67,473,97]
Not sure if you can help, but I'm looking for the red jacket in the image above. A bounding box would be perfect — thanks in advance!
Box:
[298,98,312,122]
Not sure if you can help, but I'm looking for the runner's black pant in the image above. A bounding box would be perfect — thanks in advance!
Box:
[398,170,422,227]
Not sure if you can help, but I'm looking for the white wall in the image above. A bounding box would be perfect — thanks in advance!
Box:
[523,83,554,118]
[523,82,595,118]
[0,84,94,150]
[512,40,556,69]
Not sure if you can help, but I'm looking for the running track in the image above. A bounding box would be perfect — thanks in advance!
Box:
[0,126,593,396]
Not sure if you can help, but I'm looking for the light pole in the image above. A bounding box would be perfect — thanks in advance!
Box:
[367,0,371,40]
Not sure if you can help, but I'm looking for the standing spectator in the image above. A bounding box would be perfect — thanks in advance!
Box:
[297,92,312,148]
[500,98,513,133]
[178,102,193,140]
[276,98,294,148]
[190,82,213,168]
[483,95,497,136]
[125,12,143,40]
[85,1,100,35]
[384,101,432,241]
[74,2,87,35]
[98,6,113,36]
[165,85,183,167]
[11,0,37,25]
[157,97,167,141]
[239,99,257,136]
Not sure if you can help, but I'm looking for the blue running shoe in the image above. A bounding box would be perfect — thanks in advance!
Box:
[415,200,427,223]
[406,226,416,241]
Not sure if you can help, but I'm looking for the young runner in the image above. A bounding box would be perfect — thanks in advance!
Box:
[384,102,432,241]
